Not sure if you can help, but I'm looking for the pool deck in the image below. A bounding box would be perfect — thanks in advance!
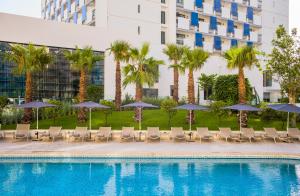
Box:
[0,140,300,159]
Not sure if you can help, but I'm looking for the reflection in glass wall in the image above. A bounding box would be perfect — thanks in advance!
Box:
[0,42,104,100]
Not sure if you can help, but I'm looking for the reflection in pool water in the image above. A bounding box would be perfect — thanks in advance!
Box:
[0,159,299,195]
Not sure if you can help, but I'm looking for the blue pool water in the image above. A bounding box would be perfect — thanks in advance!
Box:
[0,158,299,196]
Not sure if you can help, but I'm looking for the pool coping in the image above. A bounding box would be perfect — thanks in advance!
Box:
[1,152,300,160]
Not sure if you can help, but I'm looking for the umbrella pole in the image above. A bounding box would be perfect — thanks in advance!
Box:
[239,111,242,133]
[189,110,192,132]
[287,112,289,131]
[89,108,92,131]
[139,107,142,131]
[37,108,39,130]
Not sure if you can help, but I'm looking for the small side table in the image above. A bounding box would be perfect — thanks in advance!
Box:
[135,131,144,142]
[32,131,43,141]
[187,132,195,142]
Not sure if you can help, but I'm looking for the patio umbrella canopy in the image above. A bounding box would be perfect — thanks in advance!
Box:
[73,101,110,130]
[17,101,56,130]
[121,101,159,130]
[222,104,261,131]
[174,104,209,131]
[268,104,300,130]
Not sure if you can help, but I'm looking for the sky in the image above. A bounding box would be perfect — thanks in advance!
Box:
[0,0,299,32]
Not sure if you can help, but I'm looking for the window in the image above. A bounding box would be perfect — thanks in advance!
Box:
[161,0,166,3]
[143,88,158,98]
[161,11,166,24]
[263,92,271,102]
[161,31,166,44]
[263,71,272,87]
[138,4,141,13]
[138,26,141,35]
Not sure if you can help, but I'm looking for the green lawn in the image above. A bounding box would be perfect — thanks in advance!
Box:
[2,109,290,131]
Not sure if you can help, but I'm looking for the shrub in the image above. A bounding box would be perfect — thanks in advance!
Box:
[213,75,253,104]
[210,101,228,122]
[87,85,104,102]
[0,96,9,124]
[161,98,178,128]
[142,97,165,106]
[122,93,135,105]
[1,108,23,125]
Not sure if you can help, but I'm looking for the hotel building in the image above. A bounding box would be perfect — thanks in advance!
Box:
[0,0,289,103]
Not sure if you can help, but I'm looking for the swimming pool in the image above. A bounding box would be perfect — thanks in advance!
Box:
[0,158,299,195]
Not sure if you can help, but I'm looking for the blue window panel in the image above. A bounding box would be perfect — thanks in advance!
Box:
[247,41,253,47]
[209,16,217,30]
[191,12,199,26]
[227,20,234,33]
[231,39,238,47]
[243,23,250,36]
[231,3,238,17]
[61,4,64,18]
[195,33,203,47]
[74,12,78,24]
[195,0,203,8]
[214,36,222,50]
[247,7,253,20]
[82,5,87,22]
[214,0,222,13]
[67,0,71,12]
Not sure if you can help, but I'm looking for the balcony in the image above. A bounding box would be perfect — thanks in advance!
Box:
[199,22,209,33]
[217,25,227,37]
[203,3,213,15]
[235,29,243,39]
[203,42,213,53]
[177,17,190,30]
[176,38,194,47]
[238,12,247,23]
[221,7,230,19]
[253,15,262,26]
[183,0,195,11]
[250,31,258,42]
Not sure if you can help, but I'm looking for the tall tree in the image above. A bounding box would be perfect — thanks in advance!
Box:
[65,46,103,122]
[181,48,209,104]
[107,41,130,110]
[163,44,185,102]
[5,44,52,123]
[267,26,300,127]
[224,46,260,127]
[123,43,164,118]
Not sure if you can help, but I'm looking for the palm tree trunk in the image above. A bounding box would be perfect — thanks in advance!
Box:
[238,66,247,128]
[78,69,87,122]
[22,71,32,123]
[188,69,195,104]
[173,62,179,103]
[135,84,143,122]
[289,89,297,127]
[115,61,122,111]
[187,69,195,123]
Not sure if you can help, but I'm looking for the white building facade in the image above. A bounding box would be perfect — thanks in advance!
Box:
[2,0,290,103]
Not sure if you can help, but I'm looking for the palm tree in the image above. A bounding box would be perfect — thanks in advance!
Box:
[163,44,185,102]
[123,43,164,119]
[182,48,209,104]
[224,46,259,127]
[5,44,52,123]
[107,41,130,110]
[65,46,103,122]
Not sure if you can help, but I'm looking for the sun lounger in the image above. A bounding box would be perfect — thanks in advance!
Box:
[196,127,214,143]
[218,128,239,142]
[241,128,257,143]
[95,127,112,142]
[121,127,135,142]
[146,127,160,142]
[14,124,30,141]
[170,127,186,142]
[287,128,300,141]
[40,126,63,142]
[69,127,88,142]
[264,128,289,143]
